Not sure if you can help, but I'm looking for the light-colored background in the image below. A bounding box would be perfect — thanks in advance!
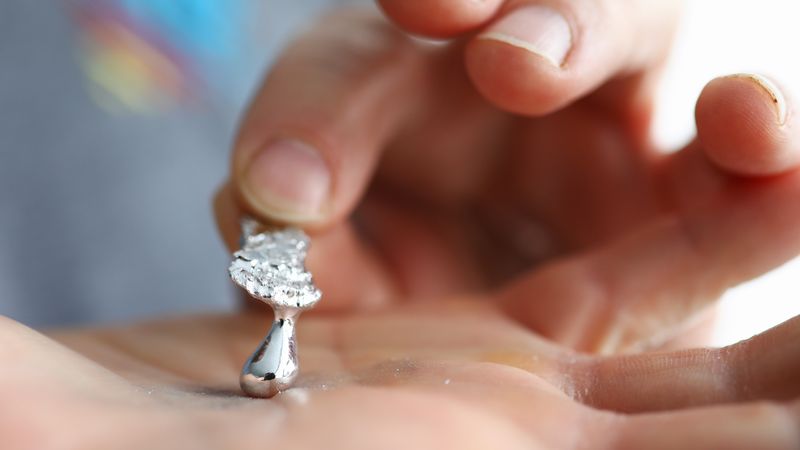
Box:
[654,0,800,345]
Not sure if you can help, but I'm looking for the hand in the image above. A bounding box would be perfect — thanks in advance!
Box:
[2,302,798,449]
[215,3,800,354]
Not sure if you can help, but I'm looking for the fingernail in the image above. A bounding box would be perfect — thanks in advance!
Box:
[478,5,572,67]
[730,73,788,125]
[242,139,330,222]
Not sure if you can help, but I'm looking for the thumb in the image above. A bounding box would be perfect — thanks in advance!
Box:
[230,9,430,228]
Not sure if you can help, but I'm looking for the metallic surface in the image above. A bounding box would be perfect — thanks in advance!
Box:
[240,310,300,398]
[228,218,321,398]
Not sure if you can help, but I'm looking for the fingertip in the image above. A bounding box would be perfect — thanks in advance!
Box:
[465,4,576,116]
[237,138,332,226]
[377,0,503,38]
[229,10,432,233]
[696,74,797,176]
[465,37,570,116]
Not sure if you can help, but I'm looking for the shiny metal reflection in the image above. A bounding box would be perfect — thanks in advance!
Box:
[240,310,300,398]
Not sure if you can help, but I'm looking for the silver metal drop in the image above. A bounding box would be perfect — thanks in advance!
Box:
[228,218,321,398]
[240,309,299,397]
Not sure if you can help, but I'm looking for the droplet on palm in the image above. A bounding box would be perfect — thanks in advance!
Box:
[228,217,321,397]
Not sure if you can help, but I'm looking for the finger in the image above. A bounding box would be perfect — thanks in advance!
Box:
[499,75,800,352]
[496,215,723,354]
[465,0,680,116]
[696,74,798,176]
[613,400,800,450]
[376,0,504,38]
[659,75,800,288]
[569,315,800,413]
[374,45,509,208]
[500,165,800,352]
[232,9,429,227]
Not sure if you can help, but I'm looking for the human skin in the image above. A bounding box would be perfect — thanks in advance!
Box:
[1,301,798,449]
[216,3,800,355]
[4,1,800,448]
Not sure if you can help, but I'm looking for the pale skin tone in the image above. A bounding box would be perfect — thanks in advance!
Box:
[2,303,800,449]
[4,0,800,448]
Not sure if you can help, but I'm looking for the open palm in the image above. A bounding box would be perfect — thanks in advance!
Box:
[3,301,799,449]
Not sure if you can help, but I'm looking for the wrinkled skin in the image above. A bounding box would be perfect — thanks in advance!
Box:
[1,302,798,449]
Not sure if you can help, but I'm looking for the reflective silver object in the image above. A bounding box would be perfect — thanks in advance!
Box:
[229,217,321,398]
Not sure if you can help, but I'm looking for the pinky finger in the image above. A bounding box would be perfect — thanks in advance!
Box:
[570,315,800,413]
[696,73,799,176]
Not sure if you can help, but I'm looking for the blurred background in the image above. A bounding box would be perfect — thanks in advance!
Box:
[0,0,797,346]
[0,0,354,326]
